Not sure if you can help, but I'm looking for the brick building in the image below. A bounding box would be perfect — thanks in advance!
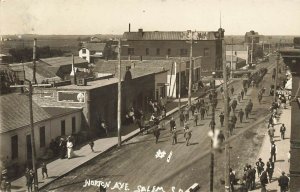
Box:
[121,28,225,75]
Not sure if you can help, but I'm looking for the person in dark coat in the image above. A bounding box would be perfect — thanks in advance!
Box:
[229,120,234,135]
[231,115,237,129]
[219,112,224,127]
[260,168,268,192]
[179,111,185,128]
[248,99,253,113]
[238,109,244,123]
[193,112,199,126]
[183,125,192,146]
[89,141,94,152]
[241,90,245,100]
[190,104,196,116]
[270,141,277,162]
[59,138,67,159]
[266,158,275,182]
[256,158,265,177]
[230,86,234,95]
[170,116,176,132]
[278,171,289,192]
[280,124,286,140]
[245,106,250,120]
[200,106,206,120]
[229,168,236,192]
[153,125,161,144]
[250,165,256,190]
[196,100,201,113]
[231,98,238,112]
[41,161,48,179]
[26,169,34,192]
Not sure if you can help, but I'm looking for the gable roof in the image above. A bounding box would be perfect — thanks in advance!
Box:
[0,93,51,133]
[123,31,219,41]
[82,42,107,52]
[0,93,82,134]
[39,56,88,67]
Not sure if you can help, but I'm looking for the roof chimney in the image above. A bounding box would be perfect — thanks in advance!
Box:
[129,23,131,32]
[70,54,77,84]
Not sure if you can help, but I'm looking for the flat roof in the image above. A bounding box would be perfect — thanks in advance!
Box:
[57,77,119,90]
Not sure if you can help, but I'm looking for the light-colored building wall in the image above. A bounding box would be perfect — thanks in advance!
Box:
[0,110,82,166]
[79,48,91,63]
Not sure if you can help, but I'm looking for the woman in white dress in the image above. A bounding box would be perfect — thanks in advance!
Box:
[66,137,74,159]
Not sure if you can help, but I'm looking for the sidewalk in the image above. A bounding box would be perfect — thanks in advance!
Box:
[10,89,209,192]
[253,107,291,192]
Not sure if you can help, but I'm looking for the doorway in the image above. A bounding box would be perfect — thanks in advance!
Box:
[26,134,32,160]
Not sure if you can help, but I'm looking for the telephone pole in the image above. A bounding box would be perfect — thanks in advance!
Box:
[223,37,230,192]
[32,38,37,84]
[117,38,122,147]
[178,58,182,110]
[210,72,216,192]
[188,31,193,107]
[250,36,254,65]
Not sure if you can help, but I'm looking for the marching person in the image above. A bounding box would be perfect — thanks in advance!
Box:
[231,115,237,129]
[238,109,244,123]
[67,136,74,159]
[229,168,236,192]
[266,158,275,182]
[26,169,34,192]
[241,90,245,100]
[268,126,275,143]
[260,168,268,192]
[170,116,176,133]
[179,111,185,128]
[153,124,161,144]
[183,125,192,146]
[230,86,234,95]
[280,123,286,140]
[250,165,257,190]
[278,171,289,192]
[256,158,265,177]
[193,112,199,126]
[200,106,206,120]
[270,141,277,162]
[245,105,250,120]
[219,112,224,127]
[237,94,241,103]
[89,140,94,152]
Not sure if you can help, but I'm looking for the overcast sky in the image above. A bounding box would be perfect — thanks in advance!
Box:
[1,0,300,35]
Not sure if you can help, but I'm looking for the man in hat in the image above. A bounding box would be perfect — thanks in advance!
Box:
[219,112,224,127]
[278,171,289,192]
[260,168,268,192]
[268,126,276,143]
[229,168,236,192]
[270,141,277,162]
[153,124,161,144]
[238,109,244,123]
[280,124,286,140]
[256,158,265,177]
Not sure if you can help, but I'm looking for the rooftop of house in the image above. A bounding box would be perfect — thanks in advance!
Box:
[82,42,107,52]
[245,31,259,37]
[39,56,88,67]
[0,93,81,134]
[226,44,248,51]
[123,30,220,41]
[57,77,119,90]
[226,55,246,63]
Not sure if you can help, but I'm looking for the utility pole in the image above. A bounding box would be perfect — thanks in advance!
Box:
[210,72,216,192]
[32,38,37,84]
[230,38,233,78]
[10,81,51,192]
[117,39,122,147]
[178,58,182,110]
[223,38,230,192]
[188,31,193,107]
[274,51,279,102]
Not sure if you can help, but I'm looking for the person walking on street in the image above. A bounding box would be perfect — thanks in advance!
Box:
[191,104,196,116]
[26,169,34,192]
[184,125,192,146]
[270,141,277,162]
[171,128,177,145]
[278,171,289,192]
[193,112,199,126]
[260,168,268,192]
[244,86,248,95]
[41,161,48,179]
[209,119,215,130]
[196,100,201,113]
[266,158,275,182]
[248,99,253,113]
[219,112,224,127]
[231,98,238,112]
[258,93,263,104]
[231,86,234,95]
[237,94,241,103]
[231,115,237,129]
[250,165,257,190]
[245,105,250,120]
[268,126,275,143]
[184,107,189,122]
[238,109,244,123]
[153,125,161,144]
[241,90,245,100]
[179,111,185,128]
[200,106,205,120]
[170,116,176,133]
[280,124,286,140]
[256,158,265,177]
[229,120,234,135]
[205,102,210,116]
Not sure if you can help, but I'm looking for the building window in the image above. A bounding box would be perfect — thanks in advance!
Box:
[11,135,18,160]
[61,120,66,136]
[204,48,210,56]
[40,126,46,148]
[72,117,76,133]
[167,48,171,56]
[82,49,86,54]
[156,48,160,55]
[146,48,149,55]
[180,49,188,56]
[128,48,134,55]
